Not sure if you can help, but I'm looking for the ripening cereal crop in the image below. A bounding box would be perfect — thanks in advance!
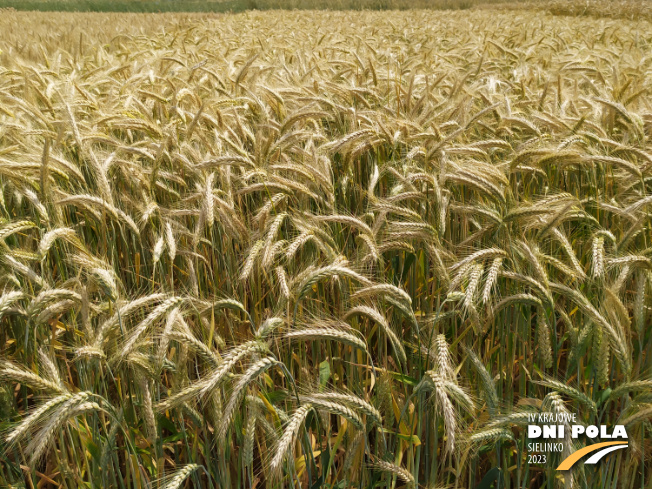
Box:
[0,5,650,489]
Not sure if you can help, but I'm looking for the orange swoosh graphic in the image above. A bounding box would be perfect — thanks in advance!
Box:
[556,441,628,470]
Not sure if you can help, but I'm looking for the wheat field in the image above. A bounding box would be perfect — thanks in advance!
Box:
[0,6,651,489]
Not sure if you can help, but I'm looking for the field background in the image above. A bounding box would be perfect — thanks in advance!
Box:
[0,0,518,12]
[0,2,651,489]
[0,0,648,16]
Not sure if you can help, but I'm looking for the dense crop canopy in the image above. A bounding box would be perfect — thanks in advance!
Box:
[0,7,651,489]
